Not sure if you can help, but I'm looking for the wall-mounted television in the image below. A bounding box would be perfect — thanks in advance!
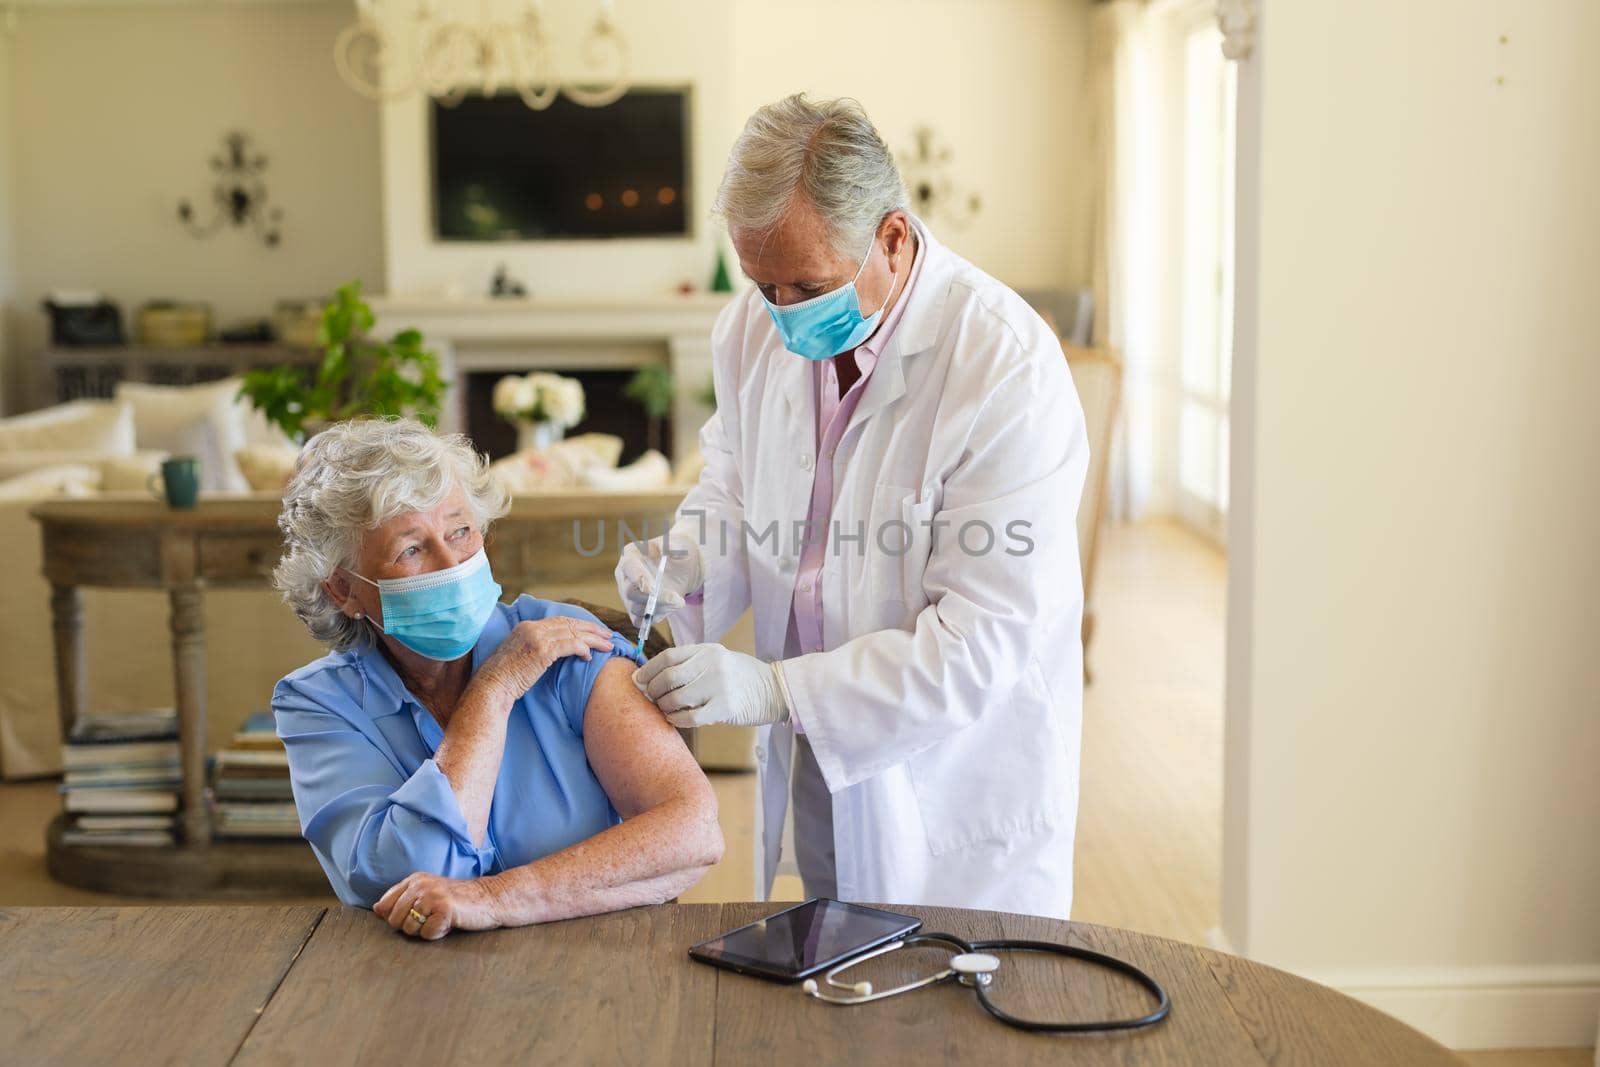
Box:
[431,88,690,241]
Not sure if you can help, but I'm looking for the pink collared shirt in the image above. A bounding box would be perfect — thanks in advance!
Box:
[786,238,925,730]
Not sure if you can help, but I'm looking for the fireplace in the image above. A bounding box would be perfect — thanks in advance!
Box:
[367,294,728,473]
[466,369,674,464]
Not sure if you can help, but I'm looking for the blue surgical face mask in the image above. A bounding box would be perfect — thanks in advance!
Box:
[762,235,889,361]
[348,548,503,661]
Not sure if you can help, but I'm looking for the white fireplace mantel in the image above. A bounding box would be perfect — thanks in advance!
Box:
[369,294,732,345]
[370,293,735,461]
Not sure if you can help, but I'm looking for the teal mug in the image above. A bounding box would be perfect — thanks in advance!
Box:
[148,456,201,509]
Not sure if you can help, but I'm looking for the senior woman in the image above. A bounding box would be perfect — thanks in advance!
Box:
[272,418,722,940]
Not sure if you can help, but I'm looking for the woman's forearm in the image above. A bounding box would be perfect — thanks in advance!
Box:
[430,677,515,848]
[479,793,724,926]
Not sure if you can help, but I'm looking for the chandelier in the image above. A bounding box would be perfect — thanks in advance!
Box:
[334,0,631,110]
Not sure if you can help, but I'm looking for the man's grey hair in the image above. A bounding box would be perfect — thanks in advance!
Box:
[273,417,510,652]
[713,93,910,259]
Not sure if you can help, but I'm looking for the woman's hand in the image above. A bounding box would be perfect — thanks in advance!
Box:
[473,616,618,703]
[373,872,504,941]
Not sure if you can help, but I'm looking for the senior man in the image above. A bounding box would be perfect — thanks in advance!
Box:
[618,94,1088,919]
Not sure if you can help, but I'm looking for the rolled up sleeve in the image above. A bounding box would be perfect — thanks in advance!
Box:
[537,603,637,736]
[274,682,494,906]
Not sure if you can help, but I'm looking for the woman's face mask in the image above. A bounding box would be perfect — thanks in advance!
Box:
[347,548,503,661]
[761,234,890,361]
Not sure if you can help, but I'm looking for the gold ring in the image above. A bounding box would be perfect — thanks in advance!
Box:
[408,907,429,927]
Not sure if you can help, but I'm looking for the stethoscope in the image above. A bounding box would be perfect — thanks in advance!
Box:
[801,931,1171,1034]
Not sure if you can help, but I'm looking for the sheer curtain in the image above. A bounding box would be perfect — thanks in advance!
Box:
[1088,0,1233,532]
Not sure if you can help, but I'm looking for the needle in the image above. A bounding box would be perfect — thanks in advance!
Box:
[634,547,670,664]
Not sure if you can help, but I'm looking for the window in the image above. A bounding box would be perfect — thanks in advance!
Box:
[1176,25,1237,542]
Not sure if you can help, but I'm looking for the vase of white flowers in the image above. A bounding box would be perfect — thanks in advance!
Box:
[492,372,586,452]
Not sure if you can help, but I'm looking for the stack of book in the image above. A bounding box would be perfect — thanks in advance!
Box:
[60,709,180,847]
[210,711,299,840]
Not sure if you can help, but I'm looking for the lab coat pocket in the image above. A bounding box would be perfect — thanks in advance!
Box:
[864,484,915,631]
[865,484,934,631]
[905,660,1067,856]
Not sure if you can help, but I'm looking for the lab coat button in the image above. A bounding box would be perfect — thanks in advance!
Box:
[800,454,812,470]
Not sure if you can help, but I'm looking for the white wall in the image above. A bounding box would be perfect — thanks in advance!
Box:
[730,0,1092,292]
[1224,0,1600,1049]
[382,0,1094,298]
[380,0,735,300]
[7,2,382,409]
[0,25,16,413]
[0,0,1093,398]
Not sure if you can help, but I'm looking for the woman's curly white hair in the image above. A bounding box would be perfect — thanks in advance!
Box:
[274,417,510,652]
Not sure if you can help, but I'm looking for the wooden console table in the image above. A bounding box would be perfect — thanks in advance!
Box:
[32,490,684,896]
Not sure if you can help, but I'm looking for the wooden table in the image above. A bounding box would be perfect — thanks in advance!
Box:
[0,903,1462,1065]
[31,490,684,895]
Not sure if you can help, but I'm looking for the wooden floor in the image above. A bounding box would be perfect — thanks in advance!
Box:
[0,520,1590,1064]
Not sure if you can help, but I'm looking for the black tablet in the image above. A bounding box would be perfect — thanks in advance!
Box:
[688,898,922,983]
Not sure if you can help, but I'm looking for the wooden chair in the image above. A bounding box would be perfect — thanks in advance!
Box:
[1061,344,1122,683]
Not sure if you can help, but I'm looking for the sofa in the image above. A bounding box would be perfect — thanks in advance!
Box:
[0,385,317,778]
[0,390,741,780]
[0,480,324,779]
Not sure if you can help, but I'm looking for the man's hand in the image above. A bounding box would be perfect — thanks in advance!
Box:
[632,644,790,728]
[374,872,506,941]
[614,533,704,629]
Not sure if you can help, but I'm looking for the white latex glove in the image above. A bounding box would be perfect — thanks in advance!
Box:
[633,644,791,728]
[614,531,704,630]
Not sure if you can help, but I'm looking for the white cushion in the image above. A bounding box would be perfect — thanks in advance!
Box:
[0,449,115,481]
[489,450,578,493]
[0,449,170,488]
[581,450,671,491]
[486,434,628,495]
[0,400,135,455]
[556,433,625,471]
[234,443,301,493]
[114,378,255,493]
[237,399,296,449]
[99,452,170,493]
[0,463,101,500]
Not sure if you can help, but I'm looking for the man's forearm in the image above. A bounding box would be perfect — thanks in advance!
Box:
[479,793,724,926]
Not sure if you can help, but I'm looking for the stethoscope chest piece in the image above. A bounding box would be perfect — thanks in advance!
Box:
[950,952,1000,987]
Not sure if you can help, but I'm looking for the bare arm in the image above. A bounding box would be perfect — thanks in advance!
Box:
[479,657,724,924]
[373,656,723,938]
[427,677,515,850]
[433,617,618,847]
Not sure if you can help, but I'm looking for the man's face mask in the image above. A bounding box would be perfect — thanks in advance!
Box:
[761,233,890,361]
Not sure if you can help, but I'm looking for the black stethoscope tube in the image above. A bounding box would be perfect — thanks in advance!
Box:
[908,931,1172,1033]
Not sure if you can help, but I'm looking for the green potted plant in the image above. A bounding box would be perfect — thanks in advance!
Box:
[624,365,675,454]
[237,281,447,444]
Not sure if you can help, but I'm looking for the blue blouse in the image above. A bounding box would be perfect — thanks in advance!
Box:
[273,595,636,906]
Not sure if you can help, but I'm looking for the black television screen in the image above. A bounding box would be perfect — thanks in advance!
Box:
[432,89,690,240]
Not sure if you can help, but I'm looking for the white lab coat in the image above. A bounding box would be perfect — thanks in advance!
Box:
[668,219,1088,919]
